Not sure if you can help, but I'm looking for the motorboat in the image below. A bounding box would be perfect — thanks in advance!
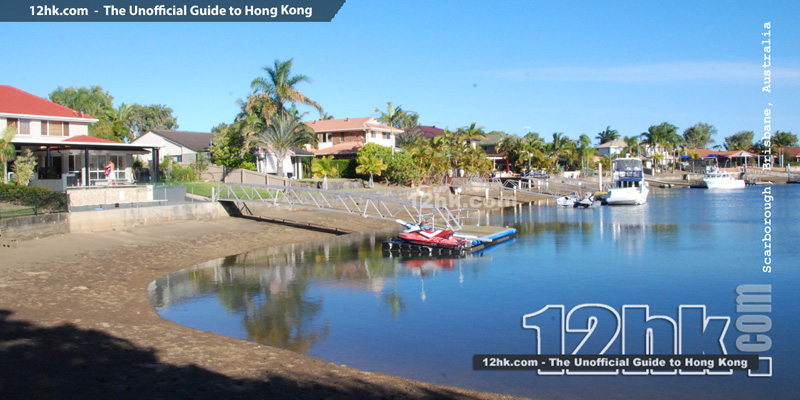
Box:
[557,194,579,207]
[702,166,745,189]
[606,158,649,205]
[394,220,469,250]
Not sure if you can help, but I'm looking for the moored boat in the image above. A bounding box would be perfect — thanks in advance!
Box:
[702,166,745,189]
[605,158,649,205]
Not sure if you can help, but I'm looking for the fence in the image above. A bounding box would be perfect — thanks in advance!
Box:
[0,187,68,220]
[202,165,292,186]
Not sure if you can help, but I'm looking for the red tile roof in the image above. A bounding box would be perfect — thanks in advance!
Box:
[62,135,119,144]
[304,117,401,133]
[686,148,757,158]
[0,85,97,120]
[310,141,365,155]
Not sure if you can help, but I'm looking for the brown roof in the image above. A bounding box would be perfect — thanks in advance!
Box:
[304,117,402,133]
[139,130,214,152]
[0,85,97,121]
[417,125,445,138]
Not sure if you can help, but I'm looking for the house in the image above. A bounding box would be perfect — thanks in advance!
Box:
[0,85,160,191]
[595,138,629,157]
[417,125,445,139]
[685,148,759,168]
[252,146,314,178]
[475,132,509,171]
[304,117,401,158]
[132,129,214,164]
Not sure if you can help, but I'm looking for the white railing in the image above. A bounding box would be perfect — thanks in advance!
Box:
[214,182,467,231]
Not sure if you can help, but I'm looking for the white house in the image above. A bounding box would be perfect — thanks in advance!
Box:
[0,85,159,191]
[595,138,629,157]
[252,146,314,178]
[304,117,401,157]
[131,129,214,164]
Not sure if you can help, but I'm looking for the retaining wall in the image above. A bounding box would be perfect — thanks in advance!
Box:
[0,202,229,241]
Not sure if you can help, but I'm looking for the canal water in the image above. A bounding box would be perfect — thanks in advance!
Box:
[149,185,798,399]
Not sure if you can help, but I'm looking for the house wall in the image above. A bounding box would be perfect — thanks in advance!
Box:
[367,130,394,148]
[132,132,193,163]
[256,152,295,176]
[2,116,90,140]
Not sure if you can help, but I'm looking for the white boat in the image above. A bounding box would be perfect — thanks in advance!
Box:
[606,158,649,205]
[702,166,745,189]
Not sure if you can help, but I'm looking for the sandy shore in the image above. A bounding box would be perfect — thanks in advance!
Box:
[0,210,525,400]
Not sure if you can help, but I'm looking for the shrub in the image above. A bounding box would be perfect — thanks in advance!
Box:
[0,184,66,212]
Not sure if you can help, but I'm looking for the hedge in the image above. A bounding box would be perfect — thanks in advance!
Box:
[0,184,67,212]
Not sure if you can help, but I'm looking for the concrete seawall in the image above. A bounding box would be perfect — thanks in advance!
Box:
[1,202,229,242]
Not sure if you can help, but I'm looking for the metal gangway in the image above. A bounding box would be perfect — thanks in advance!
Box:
[212,182,475,231]
[450,175,601,198]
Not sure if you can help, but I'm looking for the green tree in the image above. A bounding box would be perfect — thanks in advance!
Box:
[246,113,316,177]
[457,122,487,145]
[356,155,387,188]
[683,122,717,149]
[623,136,641,156]
[724,131,755,151]
[193,152,209,178]
[641,122,678,170]
[547,132,572,172]
[128,104,179,136]
[208,127,257,170]
[248,58,323,122]
[11,149,37,186]
[596,126,619,144]
[48,85,113,120]
[1,125,17,184]
[312,155,338,190]
[93,104,134,142]
[577,134,596,174]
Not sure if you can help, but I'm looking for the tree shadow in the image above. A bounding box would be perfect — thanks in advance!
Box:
[0,310,493,400]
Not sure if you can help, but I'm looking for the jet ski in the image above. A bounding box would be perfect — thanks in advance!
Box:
[395,220,469,250]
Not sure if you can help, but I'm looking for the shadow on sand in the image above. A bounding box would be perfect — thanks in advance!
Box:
[0,309,486,400]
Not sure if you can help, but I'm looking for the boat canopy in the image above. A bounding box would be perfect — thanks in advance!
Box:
[613,159,643,171]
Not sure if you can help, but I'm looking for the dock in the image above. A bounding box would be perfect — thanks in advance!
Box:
[382,225,517,255]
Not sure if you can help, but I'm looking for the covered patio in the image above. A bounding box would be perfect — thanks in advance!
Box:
[12,135,163,192]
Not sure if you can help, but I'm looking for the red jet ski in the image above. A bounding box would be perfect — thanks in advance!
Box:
[395,220,469,250]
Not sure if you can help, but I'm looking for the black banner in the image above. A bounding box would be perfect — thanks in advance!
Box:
[473,354,761,371]
[1,1,346,22]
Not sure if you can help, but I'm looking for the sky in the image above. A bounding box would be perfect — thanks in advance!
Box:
[2,0,799,144]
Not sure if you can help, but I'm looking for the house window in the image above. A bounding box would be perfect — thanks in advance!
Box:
[371,131,376,139]
[383,132,390,140]
[18,120,30,135]
[41,121,48,135]
[49,121,64,136]
[6,118,18,131]
[63,122,70,136]
[172,155,183,162]
[340,133,344,141]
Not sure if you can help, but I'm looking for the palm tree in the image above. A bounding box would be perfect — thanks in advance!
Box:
[772,131,798,167]
[623,136,640,156]
[246,113,317,177]
[1,124,17,184]
[312,155,338,190]
[596,126,619,144]
[248,58,324,122]
[577,134,596,174]
[640,122,678,171]
[374,102,403,154]
[457,122,487,146]
[547,132,571,172]
[356,155,388,188]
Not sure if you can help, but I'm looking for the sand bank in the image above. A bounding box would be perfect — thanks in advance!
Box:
[0,210,524,399]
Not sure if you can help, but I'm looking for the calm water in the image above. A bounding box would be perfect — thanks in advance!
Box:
[149,185,799,399]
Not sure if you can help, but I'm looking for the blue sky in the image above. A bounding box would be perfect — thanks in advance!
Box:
[2,0,798,143]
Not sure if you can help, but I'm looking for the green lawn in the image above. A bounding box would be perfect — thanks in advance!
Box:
[0,202,35,220]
